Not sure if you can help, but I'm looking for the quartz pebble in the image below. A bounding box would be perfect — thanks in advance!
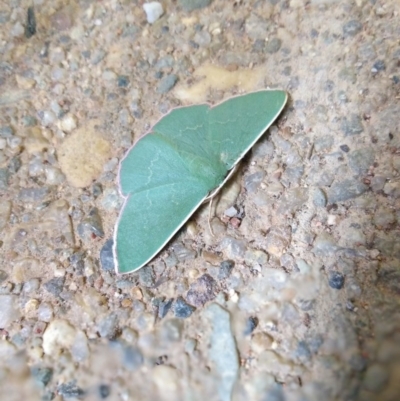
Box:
[143,2,164,24]
[0,295,20,328]
[42,319,77,355]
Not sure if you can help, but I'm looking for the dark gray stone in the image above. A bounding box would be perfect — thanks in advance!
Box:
[98,313,119,339]
[244,316,258,335]
[100,238,115,271]
[157,74,178,94]
[0,168,9,190]
[155,55,175,70]
[340,144,350,152]
[115,279,134,289]
[372,60,385,73]
[265,37,282,53]
[295,340,312,363]
[173,243,197,262]
[328,271,345,289]
[91,49,106,65]
[92,182,103,198]
[244,170,266,193]
[178,0,212,12]
[0,126,13,137]
[139,265,155,287]
[31,366,53,387]
[0,270,8,283]
[98,384,110,399]
[158,298,173,319]
[218,260,234,280]
[69,251,85,274]
[186,274,218,307]
[348,148,375,174]
[25,6,36,38]
[44,277,65,297]
[7,156,21,174]
[314,135,334,152]
[174,296,195,318]
[18,187,52,202]
[117,75,129,87]
[78,207,104,239]
[312,188,327,207]
[341,114,363,136]
[343,20,363,37]
[57,381,85,399]
[327,179,368,203]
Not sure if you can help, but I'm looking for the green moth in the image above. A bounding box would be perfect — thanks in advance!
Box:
[113,90,288,274]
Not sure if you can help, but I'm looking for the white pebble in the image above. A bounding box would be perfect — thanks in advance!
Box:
[102,70,117,81]
[0,295,20,328]
[143,2,164,24]
[38,303,54,322]
[59,115,77,132]
[45,166,65,185]
[42,110,57,126]
[42,319,77,355]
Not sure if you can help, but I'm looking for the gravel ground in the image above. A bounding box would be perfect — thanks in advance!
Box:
[0,0,399,400]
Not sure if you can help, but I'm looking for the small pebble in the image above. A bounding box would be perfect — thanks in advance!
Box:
[328,271,345,290]
[343,20,363,37]
[98,313,119,339]
[98,384,110,399]
[117,75,130,88]
[312,188,327,207]
[327,179,368,203]
[37,303,53,322]
[158,299,173,319]
[139,265,155,287]
[157,74,178,94]
[57,382,85,399]
[143,2,164,24]
[371,60,385,73]
[123,345,143,370]
[265,37,282,54]
[173,243,196,262]
[44,277,65,297]
[0,295,20,329]
[174,297,195,318]
[31,366,53,388]
[186,274,218,307]
[218,260,234,280]
[100,239,115,271]
[341,114,363,136]
[244,316,259,335]
[178,0,212,12]
[78,207,104,239]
